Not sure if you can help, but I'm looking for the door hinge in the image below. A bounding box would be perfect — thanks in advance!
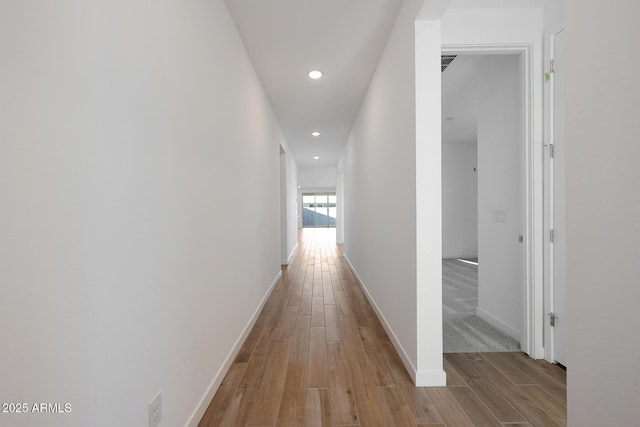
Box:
[548,312,558,327]
[549,143,555,159]
[550,229,555,243]
[550,59,556,73]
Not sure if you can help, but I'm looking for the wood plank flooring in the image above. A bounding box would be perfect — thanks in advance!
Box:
[199,228,566,427]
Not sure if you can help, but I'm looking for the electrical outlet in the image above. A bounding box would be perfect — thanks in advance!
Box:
[148,391,161,427]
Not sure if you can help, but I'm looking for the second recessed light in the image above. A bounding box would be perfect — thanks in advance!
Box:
[308,70,323,79]
[312,132,320,137]
[314,156,320,160]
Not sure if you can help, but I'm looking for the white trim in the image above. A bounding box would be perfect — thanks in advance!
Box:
[442,43,543,359]
[418,0,454,20]
[185,270,282,427]
[343,254,446,386]
[281,242,299,265]
[542,28,554,364]
[543,24,566,365]
[476,306,521,342]
[416,369,448,386]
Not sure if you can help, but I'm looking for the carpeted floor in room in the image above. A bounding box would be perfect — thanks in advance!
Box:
[443,258,520,353]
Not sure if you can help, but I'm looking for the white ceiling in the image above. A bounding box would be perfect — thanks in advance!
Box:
[225,0,404,167]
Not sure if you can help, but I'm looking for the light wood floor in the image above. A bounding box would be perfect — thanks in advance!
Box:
[199,228,566,427]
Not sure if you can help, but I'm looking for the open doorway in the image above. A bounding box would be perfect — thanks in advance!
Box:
[441,52,525,353]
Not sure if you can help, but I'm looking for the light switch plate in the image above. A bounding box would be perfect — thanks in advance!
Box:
[493,209,508,223]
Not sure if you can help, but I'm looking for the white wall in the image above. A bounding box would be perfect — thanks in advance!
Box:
[343,0,446,386]
[566,1,640,425]
[441,142,478,259]
[476,55,523,340]
[415,16,446,386]
[297,166,337,188]
[0,1,286,426]
[543,0,564,30]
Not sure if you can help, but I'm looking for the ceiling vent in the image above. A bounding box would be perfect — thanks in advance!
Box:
[441,55,457,72]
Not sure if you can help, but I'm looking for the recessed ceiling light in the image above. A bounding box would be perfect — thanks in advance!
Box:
[311,131,320,137]
[313,156,320,160]
[308,70,323,79]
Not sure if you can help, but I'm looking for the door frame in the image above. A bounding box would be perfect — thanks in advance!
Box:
[280,145,288,264]
[442,43,541,357]
[543,25,566,364]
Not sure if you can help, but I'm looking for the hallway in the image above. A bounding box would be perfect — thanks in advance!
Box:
[199,229,566,426]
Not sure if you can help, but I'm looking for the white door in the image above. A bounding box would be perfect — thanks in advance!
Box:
[551,29,567,366]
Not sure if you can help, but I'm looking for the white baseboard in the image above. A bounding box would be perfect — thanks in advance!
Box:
[343,254,445,387]
[416,369,447,386]
[281,242,299,265]
[476,306,521,342]
[185,270,282,427]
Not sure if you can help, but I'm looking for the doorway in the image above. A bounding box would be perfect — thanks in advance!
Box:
[302,193,337,228]
[441,52,526,353]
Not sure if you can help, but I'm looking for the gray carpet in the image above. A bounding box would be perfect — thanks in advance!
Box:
[443,259,520,353]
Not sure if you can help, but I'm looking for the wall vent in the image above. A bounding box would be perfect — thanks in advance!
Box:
[441,55,457,72]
